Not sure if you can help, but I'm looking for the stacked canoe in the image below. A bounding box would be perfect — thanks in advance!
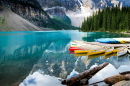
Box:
[95,38,130,44]
[69,40,130,58]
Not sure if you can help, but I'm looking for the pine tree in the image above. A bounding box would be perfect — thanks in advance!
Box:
[111,13,116,31]
[81,6,129,32]
[103,10,107,31]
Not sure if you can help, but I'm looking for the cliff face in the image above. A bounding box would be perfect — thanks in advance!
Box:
[82,0,129,9]
[0,0,50,28]
[0,7,42,31]
[37,0,80,11]
[44,6,66,19]
[38,0,129,11]
[37,0,80,26]
[0,0,76,31]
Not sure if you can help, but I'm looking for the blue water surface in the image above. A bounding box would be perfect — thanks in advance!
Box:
[0,30,130,86]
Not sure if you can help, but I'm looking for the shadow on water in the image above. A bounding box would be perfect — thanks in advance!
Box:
[0,31,71,86]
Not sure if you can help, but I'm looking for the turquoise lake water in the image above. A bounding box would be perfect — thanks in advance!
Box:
[0,30,130,86]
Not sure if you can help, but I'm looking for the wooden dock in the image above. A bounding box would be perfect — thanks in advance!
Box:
[87,42,130,48]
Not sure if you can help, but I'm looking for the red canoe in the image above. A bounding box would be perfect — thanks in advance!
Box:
[70,47,80,48]
[69,47,84,52]
[69,52,75,54]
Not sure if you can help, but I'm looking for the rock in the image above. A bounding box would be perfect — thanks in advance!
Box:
[113,80,130,86]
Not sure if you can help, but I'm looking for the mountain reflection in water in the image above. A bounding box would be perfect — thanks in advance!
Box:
[0,31,130,86]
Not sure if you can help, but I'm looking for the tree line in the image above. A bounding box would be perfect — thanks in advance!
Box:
[80,6,130,32]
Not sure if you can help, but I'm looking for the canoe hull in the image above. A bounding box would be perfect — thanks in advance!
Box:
[105,51,113,55]
[117,48,127,57]
[69,48,84,52]
[74,50,95,54]
[127,47,130,54]
[95,38,120,44]
[87,50,105,56]
[74,54,88,57]
[113,49,119,53]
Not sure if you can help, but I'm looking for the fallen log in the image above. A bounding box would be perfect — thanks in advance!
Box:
[104,74,130,85]
[89,74,130,85]
[120,71,130,75]
[61,62,109,86]
[104,74,126,85]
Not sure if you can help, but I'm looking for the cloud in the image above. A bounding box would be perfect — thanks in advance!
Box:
[118,65,130,73]
[89,64,119,85]
[19,72,64,86]
[66,0,96,27]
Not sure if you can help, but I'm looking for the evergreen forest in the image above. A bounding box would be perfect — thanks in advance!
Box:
[81,6,130,32]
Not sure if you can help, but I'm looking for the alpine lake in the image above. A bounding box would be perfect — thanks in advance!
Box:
[0,30,130,86]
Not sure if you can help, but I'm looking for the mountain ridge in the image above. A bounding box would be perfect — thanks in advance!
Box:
[0,7,41,31]
[0,0,77,31]
[0,0,129,31]
[37,0,129,27]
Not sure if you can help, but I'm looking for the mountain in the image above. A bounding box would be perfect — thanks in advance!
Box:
[0,0,76,31]
[0,0,129,31]
[37,0,129,27]
[37,0,129,11]
[37,0,80,11]
[0,7,41,31]
[1,0,50,27]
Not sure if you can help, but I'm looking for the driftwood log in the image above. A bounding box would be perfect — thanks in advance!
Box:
[104,74,130,85]
[89,71,130,85]
[61,62,109,86]
[120,71,130,75]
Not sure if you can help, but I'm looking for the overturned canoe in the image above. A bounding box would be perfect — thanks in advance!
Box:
[74,40,87,43]
[74,53,88,57]
[113,38,130,43]
[74,50,95,54]
[95,38,121,44]
[117,48,127,57]
[70,45,80,47]
[127,47,130,54]
[69,47,84,52]
[117,54,128,61]
[95,38,130,44]
[69,52,75,54]
[105,48,113,55]
[87,50,105,56]
[105,53,117,59]
[113,49,119,53]
[88,53,105,60]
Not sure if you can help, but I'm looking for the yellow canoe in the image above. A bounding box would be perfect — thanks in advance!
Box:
[70,45,80,47]
[74,53,88,57]
[105,47,119,55]
[105,50,113,55]
[87,53,105,60]
[113,53,117,56]
[74,50,95,54]
[105,53,117,59]
[113,49,119,53]
[74,40,87,43]
[87,50,105,56]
